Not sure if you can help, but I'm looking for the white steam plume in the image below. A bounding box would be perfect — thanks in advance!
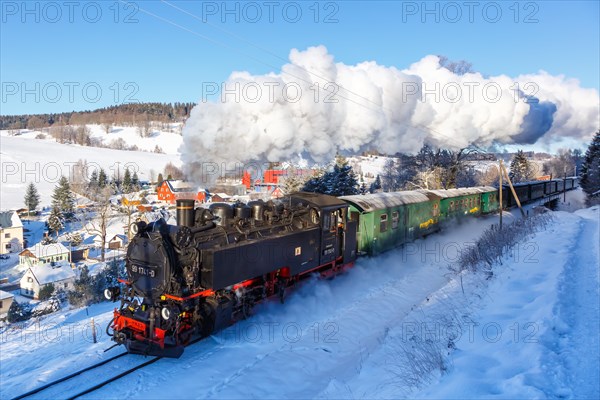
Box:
[181,45,599,182]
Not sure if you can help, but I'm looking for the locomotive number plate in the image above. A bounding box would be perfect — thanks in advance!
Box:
[131,264,156,278]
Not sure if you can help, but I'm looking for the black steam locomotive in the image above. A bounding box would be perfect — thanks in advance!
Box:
[108,193,357,357]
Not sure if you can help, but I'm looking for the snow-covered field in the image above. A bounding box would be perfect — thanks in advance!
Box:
[0,129,181,210]
[1,205,598,399]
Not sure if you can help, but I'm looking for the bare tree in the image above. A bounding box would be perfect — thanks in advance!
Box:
[69,159,89,195]
[78,187,119,262]
[164,162,184,180]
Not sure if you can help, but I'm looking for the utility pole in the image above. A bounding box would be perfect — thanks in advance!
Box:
[499,160,526,218]
[563,166,567,202]
[499,160,503,229]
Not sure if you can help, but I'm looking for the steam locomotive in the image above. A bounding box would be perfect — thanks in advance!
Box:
[107,178,577,358]
[107,193,357,357]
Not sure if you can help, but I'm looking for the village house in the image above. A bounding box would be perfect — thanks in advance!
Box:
[19,242,70,267]
[107,234,128,250]
[210,193,232,203]
[157,180,204,204]
[0,211,24,255]
[0,290,14,314]
[20,263,76,299]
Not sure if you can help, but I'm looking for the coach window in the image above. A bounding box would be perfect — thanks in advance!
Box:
[380,214,388,232]
[392,211,399,229]
[450,201,454,211]
[433,203,440,217]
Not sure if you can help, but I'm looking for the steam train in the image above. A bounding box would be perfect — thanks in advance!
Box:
[107,178,577,357]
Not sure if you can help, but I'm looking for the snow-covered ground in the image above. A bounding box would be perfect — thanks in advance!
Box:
[0,131,180,210]
[1,204,597,399]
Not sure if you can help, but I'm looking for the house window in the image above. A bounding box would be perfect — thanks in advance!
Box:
[392,212,399,229]
[5,244,10,250]
[0,301,3,308]
[380,214,388,233]
[4,233,9,238]
[27,277,33,283]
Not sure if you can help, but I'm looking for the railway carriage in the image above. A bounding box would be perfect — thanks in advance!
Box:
[529,182,546,201]
[480,187,500,214]
[340,192,438,256]
[423,187,493,221]
[545,180,558,195]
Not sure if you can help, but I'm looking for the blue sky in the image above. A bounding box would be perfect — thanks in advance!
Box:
[1,0,598,115]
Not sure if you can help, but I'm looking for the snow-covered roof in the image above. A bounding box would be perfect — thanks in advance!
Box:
[420,187,497,199]
[0,290,14,300]
[109,234,128,243]
[21,242,69,259]
[27,263,76,285]
[166,180,196,192]
[0,211,23,229]
[214,193,231,198]
[340,191,432,212]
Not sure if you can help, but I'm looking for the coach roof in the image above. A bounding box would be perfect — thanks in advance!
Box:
[340,191,431,213]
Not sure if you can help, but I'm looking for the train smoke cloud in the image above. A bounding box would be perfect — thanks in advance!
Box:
[182,46,599,180]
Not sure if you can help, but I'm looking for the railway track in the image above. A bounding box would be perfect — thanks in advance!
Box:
[10,351,160,400]
[10,335,207,400]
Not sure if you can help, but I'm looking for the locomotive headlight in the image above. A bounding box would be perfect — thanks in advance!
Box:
[161,307,171,320]
[104,286,120,302]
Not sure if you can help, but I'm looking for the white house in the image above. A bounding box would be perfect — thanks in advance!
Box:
[0,290,14,314]
[0,211,24,255]
[19,242,70,267]
[20,262,76,299]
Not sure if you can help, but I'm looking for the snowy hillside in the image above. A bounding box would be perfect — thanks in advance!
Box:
[0,129,181,210]
[1,205,597,399]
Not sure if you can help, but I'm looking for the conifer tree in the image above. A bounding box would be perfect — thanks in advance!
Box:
[47,206,64,238]
[51,176,75,219]
[132,171,139,189]
[302,155,359,196]
[98,168,108,188]
[7,301,31,323]
[88,170,99,189]
[122,168,132,193]
[580,130,600,204]
[369,175,382,193]
[24,182,40,214]
[509,150,535,183]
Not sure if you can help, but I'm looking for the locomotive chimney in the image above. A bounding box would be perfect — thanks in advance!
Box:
[176,199,195,227]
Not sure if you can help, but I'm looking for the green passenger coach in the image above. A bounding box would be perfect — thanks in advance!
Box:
[420,187,497,221]
[340,187,499,257]
[340,192,441,256]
